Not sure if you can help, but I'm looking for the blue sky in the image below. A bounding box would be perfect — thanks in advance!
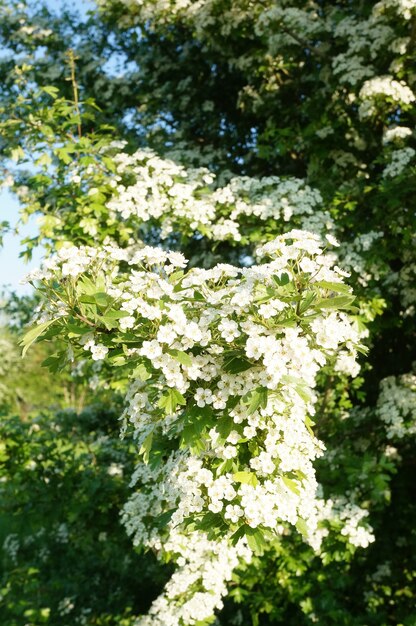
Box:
[0,0,95,295]
[0,189,43,295]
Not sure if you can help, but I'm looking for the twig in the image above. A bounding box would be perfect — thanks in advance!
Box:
[66,49,82,138]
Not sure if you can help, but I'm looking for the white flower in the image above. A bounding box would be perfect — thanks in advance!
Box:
[139,340,163,360]
[92,345,108,361]
[325,233,340,247]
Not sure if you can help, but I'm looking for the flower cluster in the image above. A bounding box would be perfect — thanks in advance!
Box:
[377,373,416,439]
[359,75,415,118]
[306,495,375,552]
[383,147,415,178]
[28,229,369,624]
[106,148,333,243]
[383,126,413,143]
[374,0,416,20]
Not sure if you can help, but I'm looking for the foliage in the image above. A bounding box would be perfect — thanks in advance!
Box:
[0,404,170,626]
[0,292,114,417]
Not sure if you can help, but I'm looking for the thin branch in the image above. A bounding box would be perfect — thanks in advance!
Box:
[66,49,82,138]
[281,26,325,59]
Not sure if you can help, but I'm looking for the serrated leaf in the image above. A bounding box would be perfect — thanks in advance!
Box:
[99,309,130,330]
[158,388,186,414]
[41,85,59,98]
[242,387,268,415]
[154,508,176,528]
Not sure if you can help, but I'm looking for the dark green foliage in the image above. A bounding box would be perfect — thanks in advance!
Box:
[0,405,171,626]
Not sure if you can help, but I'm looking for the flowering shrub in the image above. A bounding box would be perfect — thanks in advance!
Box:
[22,228,374,624]
[0,0,416,623]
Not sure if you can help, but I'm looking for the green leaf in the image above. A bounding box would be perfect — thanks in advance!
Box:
[298,291,317,314]
[275,318,297,328]
[216,458,235,474]
[216,415,234,440]
[93,292,113,307]
[272,272,290,286]
[41,85,59,98]
[35,153,52,167]
[77,275,105,295]
[181,405,213,446]
[281,375,313,403]
[20,319,58,357]
[305,415,315,437]
[315,295,356,310]
[167,349,193,367]
[282,476,300,495]
[254,285,276,303]
[79,295,97,305]
[41,353,66,373]
[223,352,253,374]
[99,311,130,330]
[169,270,184,283]
[315,280,351,294]
[79,292,112,308]
[158,388,186,414]
[132,363,152,381]
[11,146,25,162]
[197,511,222,531]
[139,432,153,464]
[296,518,308,537]
[66,323,92,337]
[242,387,268,415]
[154,508,176,529]
[109,355,126,366]
[230,524,251,545]
[246,527,268,555]
[293,384,313,404]
[233,471,258,487]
